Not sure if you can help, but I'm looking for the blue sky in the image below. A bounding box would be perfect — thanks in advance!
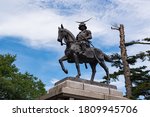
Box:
[0,0,150,94]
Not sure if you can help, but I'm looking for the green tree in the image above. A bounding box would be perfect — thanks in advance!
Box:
[0,54,46,99]
[109,38,150,99]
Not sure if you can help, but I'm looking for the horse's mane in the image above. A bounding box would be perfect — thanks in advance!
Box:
[64,28,76,41]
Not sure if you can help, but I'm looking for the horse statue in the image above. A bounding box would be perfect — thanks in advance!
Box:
[57,24,112,83]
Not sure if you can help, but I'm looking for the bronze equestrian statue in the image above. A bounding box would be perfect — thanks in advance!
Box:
[57,23,112,83]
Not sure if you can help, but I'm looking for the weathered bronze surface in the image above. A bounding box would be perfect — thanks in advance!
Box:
[57,23,112,83]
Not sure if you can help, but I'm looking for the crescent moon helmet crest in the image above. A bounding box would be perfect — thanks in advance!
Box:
[76,18,92,30]
[76,18,92,24]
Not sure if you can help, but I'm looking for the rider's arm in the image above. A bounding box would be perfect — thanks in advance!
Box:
[85,30,92,40]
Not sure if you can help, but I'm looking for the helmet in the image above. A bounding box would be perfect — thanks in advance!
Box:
[76,18,91,30]
[78,22,87,30]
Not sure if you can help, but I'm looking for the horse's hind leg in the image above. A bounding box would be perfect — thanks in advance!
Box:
[90,62,97,82]
[59,55,68,74]
[99,61,110,84]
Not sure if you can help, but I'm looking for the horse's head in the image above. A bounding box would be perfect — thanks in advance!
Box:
[57,24,67,45]
[57,24,75,46]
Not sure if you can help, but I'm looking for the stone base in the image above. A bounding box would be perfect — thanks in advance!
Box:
[39,77,128,100]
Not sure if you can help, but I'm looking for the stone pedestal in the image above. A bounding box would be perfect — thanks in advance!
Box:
[39,77,128,100]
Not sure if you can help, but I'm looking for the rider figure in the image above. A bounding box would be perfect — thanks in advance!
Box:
[76,22,92,54]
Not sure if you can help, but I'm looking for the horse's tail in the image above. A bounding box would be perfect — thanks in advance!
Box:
[92,48,112,63]
[104,54,113,62]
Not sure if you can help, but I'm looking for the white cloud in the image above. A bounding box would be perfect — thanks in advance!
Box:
[0,1,109,51]
[116,0,150,20]
[0,9,63,48]
[0,0,150,52]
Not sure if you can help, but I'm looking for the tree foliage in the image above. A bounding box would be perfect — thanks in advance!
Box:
[0,54,46,100]
[110,38,150,100]
[125,38,150,46]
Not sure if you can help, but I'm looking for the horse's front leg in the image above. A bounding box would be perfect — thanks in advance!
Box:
[59,55,68,74]
[73,53,81,78]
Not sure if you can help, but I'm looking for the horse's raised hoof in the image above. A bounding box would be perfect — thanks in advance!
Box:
[64,70,68,74]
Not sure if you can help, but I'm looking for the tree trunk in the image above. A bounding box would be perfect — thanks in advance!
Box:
[119,24,132,98]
